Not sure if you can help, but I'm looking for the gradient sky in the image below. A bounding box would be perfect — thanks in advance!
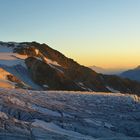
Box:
[0,0,140,68]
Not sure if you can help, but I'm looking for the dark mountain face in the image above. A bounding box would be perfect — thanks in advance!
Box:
[120,66,140,82]
[25,57,82,91]
[1,41,140,96]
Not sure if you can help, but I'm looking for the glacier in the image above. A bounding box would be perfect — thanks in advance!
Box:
[0,88,139,140]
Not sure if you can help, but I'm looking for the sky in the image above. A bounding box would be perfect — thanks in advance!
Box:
[0,0,140,69]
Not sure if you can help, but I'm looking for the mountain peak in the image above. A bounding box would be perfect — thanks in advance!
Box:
[135,65,140,70]
[0,41,140,96]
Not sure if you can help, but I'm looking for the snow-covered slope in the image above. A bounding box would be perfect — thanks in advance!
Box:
[0,42,27,66]
[0,88,140,140]
[0,42,64,90]
[0,68,15,88]
[0,42,41,90]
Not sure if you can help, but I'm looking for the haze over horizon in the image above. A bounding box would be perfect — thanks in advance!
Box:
[0,0,140,69]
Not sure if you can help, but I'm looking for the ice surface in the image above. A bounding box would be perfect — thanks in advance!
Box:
[0,88,139,139]
[32,119,94,139]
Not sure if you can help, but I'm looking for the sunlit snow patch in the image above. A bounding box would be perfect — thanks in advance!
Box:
[106,86,120,93]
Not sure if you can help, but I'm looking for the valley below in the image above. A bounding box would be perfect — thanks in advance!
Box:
[0,88,140,140]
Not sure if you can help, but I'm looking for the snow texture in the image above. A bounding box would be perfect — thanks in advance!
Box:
[0,88,139,140]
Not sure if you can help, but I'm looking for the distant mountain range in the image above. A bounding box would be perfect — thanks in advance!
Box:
[89,65,127,75]
[1,41,140,96]
[120,66,140,82]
